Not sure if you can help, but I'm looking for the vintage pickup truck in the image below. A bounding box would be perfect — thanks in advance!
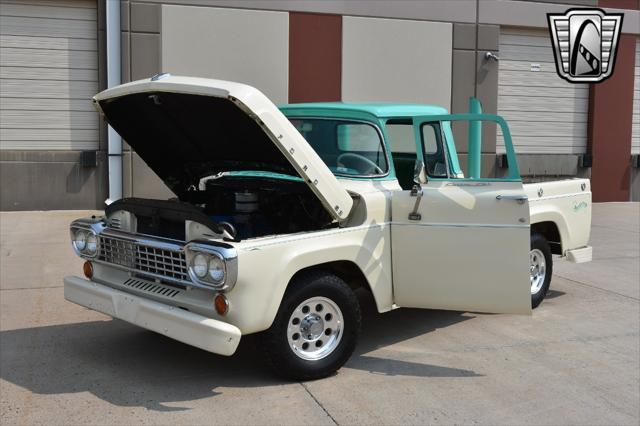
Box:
[64,75,592,380]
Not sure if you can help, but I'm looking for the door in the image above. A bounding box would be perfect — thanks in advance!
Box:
[391,116,531,314]
[0,0,99,151]
[497,28,588,155]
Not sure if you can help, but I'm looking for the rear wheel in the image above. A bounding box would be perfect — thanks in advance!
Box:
[262,271,361,381]
[530,233,553,308]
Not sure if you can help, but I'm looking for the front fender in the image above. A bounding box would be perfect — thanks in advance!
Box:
[225,224,392,334]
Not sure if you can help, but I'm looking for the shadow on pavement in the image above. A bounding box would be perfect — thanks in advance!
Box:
[0,291,479,411]
[544,289,566,300]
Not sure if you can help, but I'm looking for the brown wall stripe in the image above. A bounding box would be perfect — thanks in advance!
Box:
[588,0,638,201]
[589,33,637,201]
[288,12,342,103]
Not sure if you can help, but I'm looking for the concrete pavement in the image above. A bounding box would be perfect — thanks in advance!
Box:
[1,203,638,425]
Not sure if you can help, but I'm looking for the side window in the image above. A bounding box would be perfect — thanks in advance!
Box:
[421,123,448,178]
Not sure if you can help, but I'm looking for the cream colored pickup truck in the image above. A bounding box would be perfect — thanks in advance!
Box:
[64,75,592,380]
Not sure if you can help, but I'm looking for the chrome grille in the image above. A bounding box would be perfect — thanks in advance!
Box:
[98,234,189,283]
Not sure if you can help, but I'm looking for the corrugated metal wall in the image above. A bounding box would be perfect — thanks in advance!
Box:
[0,0,98,150]
[632,38,639,155]
[497,28,589,154]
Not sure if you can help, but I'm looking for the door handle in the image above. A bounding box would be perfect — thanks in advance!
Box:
[408,184,423,220]
[496,194,528,204]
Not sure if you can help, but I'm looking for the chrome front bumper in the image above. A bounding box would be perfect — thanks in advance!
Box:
[63,276,241,356]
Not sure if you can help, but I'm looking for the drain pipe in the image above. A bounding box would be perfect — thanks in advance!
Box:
[105,0,122,205]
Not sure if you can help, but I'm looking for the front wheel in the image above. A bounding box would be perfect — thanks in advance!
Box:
[530,233,553,309]
[261,271,361,381]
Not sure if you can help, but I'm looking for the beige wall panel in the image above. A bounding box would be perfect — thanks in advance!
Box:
[161,5,288,104]
[341,16,452,109]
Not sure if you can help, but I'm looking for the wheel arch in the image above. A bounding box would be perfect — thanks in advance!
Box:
[531,220,563,255]
[288,260,373,294]
[530,207,570,255]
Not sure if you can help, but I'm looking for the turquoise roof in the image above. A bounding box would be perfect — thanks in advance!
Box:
[279,102,449,119]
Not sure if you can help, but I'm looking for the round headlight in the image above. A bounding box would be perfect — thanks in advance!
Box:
[208,255,225,283]
[85,232,98,255]
[192,253,209,278]
[73,230,87,251]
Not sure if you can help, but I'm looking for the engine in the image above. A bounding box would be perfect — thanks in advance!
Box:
[105,174,335,242]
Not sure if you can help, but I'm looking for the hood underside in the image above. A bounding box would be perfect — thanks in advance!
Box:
[94,76,353,221]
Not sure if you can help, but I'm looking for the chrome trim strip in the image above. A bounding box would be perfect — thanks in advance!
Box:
[391,222,529,229]
[92,257,194,287]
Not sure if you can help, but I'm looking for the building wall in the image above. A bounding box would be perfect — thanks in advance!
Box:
[631,36,640,201]
[0,0,106,210]
[341,16,452,108]
[1,0,639,210]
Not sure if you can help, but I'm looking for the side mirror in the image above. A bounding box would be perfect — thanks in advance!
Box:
[413,159,427,184]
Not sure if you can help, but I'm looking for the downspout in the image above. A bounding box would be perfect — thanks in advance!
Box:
[105,0,122,205]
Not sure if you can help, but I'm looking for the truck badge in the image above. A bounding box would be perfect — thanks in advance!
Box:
[547,8,623,83]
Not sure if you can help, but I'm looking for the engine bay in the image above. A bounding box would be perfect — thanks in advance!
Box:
[105,174,336,241]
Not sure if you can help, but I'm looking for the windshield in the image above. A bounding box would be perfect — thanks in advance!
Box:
[289,118,388,177]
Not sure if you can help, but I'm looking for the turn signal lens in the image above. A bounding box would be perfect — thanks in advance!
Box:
[83,261,93,279]
[214,293,229,316]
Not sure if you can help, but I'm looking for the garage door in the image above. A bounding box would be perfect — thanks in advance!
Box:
[497,28,589,154]
[0,0,98,150]
[632,38,639,155]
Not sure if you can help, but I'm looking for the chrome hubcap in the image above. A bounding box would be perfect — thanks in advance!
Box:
[287,296,343,361]
[530,248,547,295]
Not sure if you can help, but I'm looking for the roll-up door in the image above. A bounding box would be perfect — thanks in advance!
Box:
[0,0,98,150]
[498,28,588,154]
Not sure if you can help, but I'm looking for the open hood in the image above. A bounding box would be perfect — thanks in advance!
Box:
[94,75,353,221]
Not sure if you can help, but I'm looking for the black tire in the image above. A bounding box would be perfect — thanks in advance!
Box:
[261,271,361,381]
[530,233,553,309]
